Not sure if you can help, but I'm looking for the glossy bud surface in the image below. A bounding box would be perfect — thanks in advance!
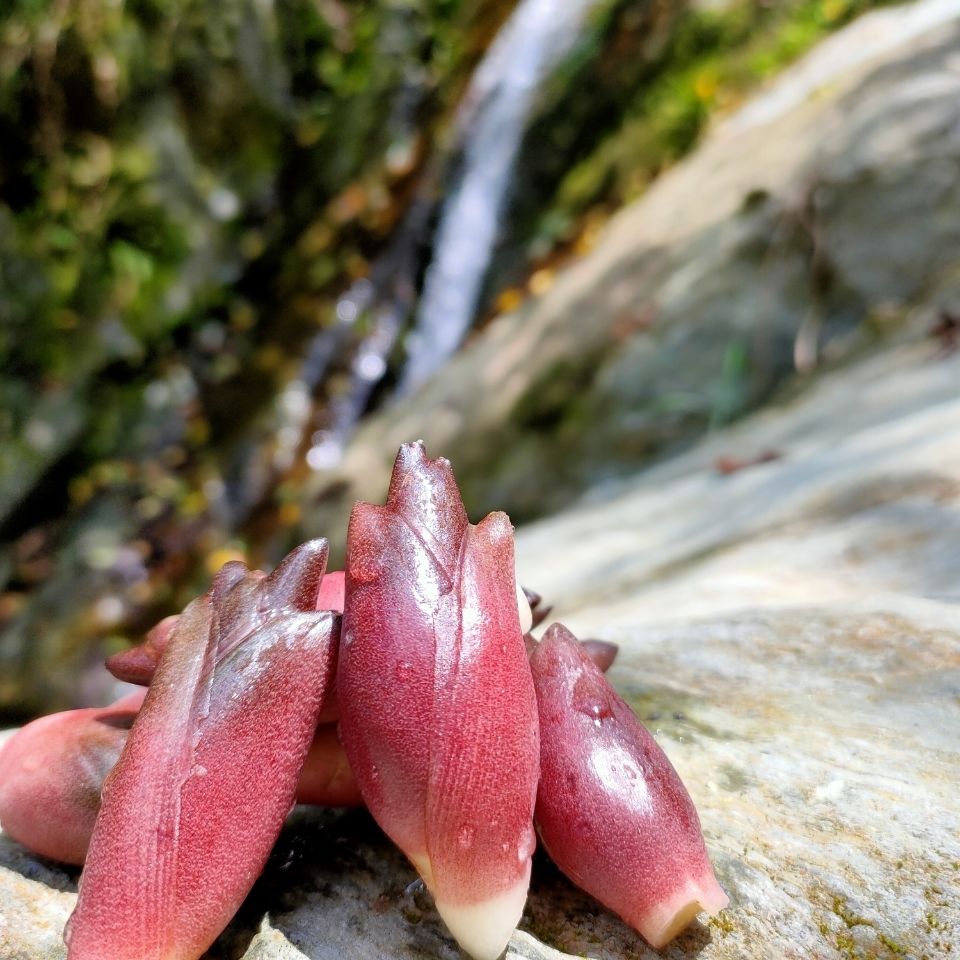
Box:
[531,623,728,948]
[338,442,540,960]
[66,541,340,960]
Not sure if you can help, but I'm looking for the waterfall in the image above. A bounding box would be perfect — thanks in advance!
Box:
[398,0,600,394]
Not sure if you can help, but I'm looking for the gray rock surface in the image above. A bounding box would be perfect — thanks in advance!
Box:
[299,0,960,545]
[4,340,959,958]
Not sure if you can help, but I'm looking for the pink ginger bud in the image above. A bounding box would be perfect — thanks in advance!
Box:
[65,540,339,960]
[0,690,145,865]
[296,724,363,807]
[314,571,345,722]
[530,623,728,948]
[315,568,345,612]
[338,442,540,960]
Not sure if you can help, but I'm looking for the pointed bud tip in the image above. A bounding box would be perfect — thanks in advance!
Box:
[392,441,449,481]
[399,439,450,466]
[266,538,329,610]
[396,439,428,468]
[476,510,513,539]
[211,560,252,603]
[579,638,619,673]
[541,621,577,644]
[394,439,462,481]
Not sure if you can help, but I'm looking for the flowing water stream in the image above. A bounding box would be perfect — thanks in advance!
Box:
[397,0,601,395]
[289,0,601,476]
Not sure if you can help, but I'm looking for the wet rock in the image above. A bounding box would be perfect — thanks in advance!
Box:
[300,0,960,544]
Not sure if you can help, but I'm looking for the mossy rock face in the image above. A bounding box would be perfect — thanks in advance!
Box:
[0,0,477,521]
[0,0,908,715]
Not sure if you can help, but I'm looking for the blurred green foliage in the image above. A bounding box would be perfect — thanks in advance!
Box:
[0,0,511,524]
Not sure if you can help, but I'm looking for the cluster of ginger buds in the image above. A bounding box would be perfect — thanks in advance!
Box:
[0,442,727,960]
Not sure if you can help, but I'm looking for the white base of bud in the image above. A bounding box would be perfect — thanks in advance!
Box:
[639,870,729,948]
[435,876,530,960]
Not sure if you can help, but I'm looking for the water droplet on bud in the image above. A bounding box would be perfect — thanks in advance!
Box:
[517,828,536,862]
[573,674,613,725]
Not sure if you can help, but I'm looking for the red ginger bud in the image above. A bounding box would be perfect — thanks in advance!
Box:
[0,690,145,865]
[1,634,618,868]
[530,623,728,948]
[338,442,539,960]
[105,617,177,686]
[66,540,339,960]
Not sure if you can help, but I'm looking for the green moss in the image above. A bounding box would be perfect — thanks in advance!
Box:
[717,763,751,793]
[709,913,736,935]
[878,934,907,956]
[832,895,872,929]
[835,930,858,957]
[827,896,915,959]
[510,354,601,433]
